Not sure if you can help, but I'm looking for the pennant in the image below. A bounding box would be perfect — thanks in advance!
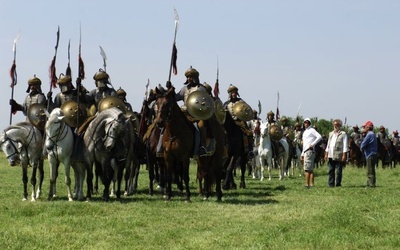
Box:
[276,107,280,121]
[10,61,17,87]
[213,79,219,98]
[172,43,178,75]
[78,54,85,79]
[49,57,57,88]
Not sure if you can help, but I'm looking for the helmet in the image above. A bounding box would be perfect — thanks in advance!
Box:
[186,91,214,120]
[227,85,238,94]
[116,88,127,97]
[27,103,47,131]
[214,97,226,124]
[294,122,301,128]
[253,109,258,114]
[232,101,253,121]
[98,96,127,114]
[380,125,385,130]
[269,124,283,141]
[61,100,88,128]
[184,66,199,77]
[267,111,275,117]
[280,116,288,125]
[93,69,109,81]
[28,76,42,86]
[202,82,212,95]
[57,74,72,85]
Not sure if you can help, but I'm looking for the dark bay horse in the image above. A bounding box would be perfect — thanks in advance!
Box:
[222,111,249,190]
[348,137,365,167]
[378,139,395,168]
[154,86,194,202]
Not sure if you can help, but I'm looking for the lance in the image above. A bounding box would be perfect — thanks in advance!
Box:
[258,100,262,119]
[296,102,302,123]
[138,79,151,137]
[276,91,280,121]
[66,39,71,76]
[99,45,107,72]
[213,55,220,98]
[76,23,86,127]
[168,8,179,82]
[9,33,20,125]
[48,26,60,110]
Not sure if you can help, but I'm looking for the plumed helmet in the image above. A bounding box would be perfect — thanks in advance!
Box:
[28,75,42,86]
[267,110,275,117]
[27,103,47,131]
[186,91,215,120]
[98,96,127,114]
[93,69,109,81]
[57,73,72,85]
[227,85,238,93]
[116,88,127,97]
[184,66,200,77]
[61,100,88,128]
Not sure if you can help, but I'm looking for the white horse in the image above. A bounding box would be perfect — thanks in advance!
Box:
[0,122,44,201]
[258,122,289,181]
[45,108,80,201]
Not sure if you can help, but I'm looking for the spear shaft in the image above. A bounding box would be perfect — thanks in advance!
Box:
[168,9,179,82]
[9,34,19,125]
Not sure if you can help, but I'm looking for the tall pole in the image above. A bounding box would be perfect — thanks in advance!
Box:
[9,33,20,125]
[168,8,179,82]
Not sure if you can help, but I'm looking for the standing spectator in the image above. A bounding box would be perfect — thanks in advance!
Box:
[300,118,322,188]
[360,121,378,188]
[324,119,348,187]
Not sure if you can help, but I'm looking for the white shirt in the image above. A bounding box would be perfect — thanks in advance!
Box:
[325,130,348,158]
[301,127,322,156]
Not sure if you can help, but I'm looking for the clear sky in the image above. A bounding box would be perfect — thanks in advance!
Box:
[1,1,399,134]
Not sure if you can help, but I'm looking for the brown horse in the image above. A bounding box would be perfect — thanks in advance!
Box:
[154,85,194,201]
[196,115,226,201]
[222,111,249,190]
[348,137,365,167]
[378,139,395,168]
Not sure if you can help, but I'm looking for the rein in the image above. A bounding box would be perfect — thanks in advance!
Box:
[2,125,37,161]
[46,120,70,161]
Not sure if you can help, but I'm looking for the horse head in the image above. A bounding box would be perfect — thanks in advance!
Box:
[154,86,176,127]
[0,130,20,166]
[45,108,66,150]
[103,112,127,151]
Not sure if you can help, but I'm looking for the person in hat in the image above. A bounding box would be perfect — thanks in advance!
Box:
[351,125,362,141]
[175,66,209,157]
[224,84,254,159]
[393,130,400,147]
[360,120,377,187]
[9,75,47,117]
[88,69,117,109]
[301,118,322,188]
[324,119,348,187]
[377,125,387,144]
[116,87,133,112]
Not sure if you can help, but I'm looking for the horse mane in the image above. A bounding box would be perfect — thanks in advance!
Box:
[86,108,123,139]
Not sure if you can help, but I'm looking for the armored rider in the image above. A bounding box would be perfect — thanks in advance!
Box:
[116,87,133,112]
[223,84,254,158]
[265,110,283,157]
[175,66,208,157]
[393,130,400,147]
[10,75,47,119]
[88,69,118,111]
[377,125,387,143]
[350,125,362,141]
[247,110,261,177]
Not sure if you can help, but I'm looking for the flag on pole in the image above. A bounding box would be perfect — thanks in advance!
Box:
[172,43,178,75]
[276,91,280,121]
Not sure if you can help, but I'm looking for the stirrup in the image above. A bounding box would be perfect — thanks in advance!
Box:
[199,146,208,157]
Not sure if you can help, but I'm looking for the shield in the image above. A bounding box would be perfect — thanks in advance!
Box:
[98,96,127,114]
[61,100,88,128]
[269,124,283,141]
[214,97,226,124]
[232,101,253,121]
[186,91,214,120]
[27,103,47,131]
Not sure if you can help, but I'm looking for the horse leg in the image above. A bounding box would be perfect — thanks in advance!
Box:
[278,156,284,180]
[22,164,29,201]
[63,159,73,202]
[268,156,273,181]
[240,156,247,189]
[37,159,44,199]
[48,157,57,201]
[182,159,191,202]
[30,163,38,202]
[222,156,235,190]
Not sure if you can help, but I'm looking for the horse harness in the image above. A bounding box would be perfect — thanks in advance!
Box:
[1,125,37,162]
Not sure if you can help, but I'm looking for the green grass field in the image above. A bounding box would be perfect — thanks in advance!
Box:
[0,154,399,249]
